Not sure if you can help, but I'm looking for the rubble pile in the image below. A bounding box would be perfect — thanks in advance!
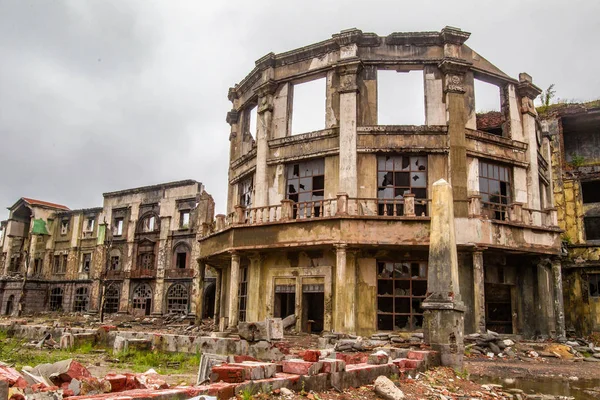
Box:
[320,332,424,351]
[465,331,600,362]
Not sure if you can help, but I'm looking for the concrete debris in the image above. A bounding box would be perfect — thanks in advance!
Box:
[373,375,405,399]
[282,314,296,329]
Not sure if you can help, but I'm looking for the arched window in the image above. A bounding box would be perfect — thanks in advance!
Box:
[74,287,89,312]
[138,213,159,233]
[104,285,120,314]
[173,243,190,269]
[49,288,63,311]
[166,284,189,314]
[132,283,152,315]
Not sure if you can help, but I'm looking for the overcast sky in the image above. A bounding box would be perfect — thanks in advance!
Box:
[1,0,598,221]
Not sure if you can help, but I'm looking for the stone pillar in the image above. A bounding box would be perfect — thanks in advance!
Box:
[213,268,222,321]
[119,279,131,314]
[424,65,445,126]
[551,258,566,339]
[336,61,361,198]
[152,278,164,316]
[472,251,486,333]
[537,259,556,336]
[246,253,262,322]
[422,179,465,368]
[439,59,470,217]
[26,235,37,277]
[228,252,241,329]
[254,81,277,207]
[334,244,356,334]
[193,260,206,324]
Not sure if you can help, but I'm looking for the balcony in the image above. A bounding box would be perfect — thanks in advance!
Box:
[106,270,126,280]
[165,268,195,279]
[129,268,157,279]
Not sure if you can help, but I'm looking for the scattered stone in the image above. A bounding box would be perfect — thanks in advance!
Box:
[373,375,405,400]
[583,357,600,362]
[280,387,294,396]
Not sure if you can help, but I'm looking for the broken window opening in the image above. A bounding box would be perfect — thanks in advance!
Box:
[166,283,189,314]
[8,255,21,273]
[239,176,254,209]
[474,79,501,113]
[139,253,155,270]
[49,287,63,311]
[85,217,95,232]
[179,210,190,229]
[291,77,326,135]
[377,154,428,216]
[33,258,43,275]
[377,261,427,331]
[141,215,156,233]
[114,218,124,236]
[53,254,67,274]
[274,284,296,320]
[60,220,69,235]
[74,287,89,312]
[104,286,120,314]
[581,181,600,204]
[82,253,91,273]
[132,283,152,315]
[479,160,512,220]
[238,267,248,322]
[377,69,425,126]
[286,158,325,218]
[589,274,600,297]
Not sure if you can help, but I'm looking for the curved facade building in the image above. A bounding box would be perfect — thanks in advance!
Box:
[199,27,564,337]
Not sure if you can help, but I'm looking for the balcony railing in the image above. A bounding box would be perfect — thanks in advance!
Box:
[129,268,157,279]
[165,268,195,279]
[469,196,558,227]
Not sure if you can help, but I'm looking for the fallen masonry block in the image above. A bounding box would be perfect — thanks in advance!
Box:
[0,366,28,389]
[266,318,284,340]
[223,361,277,381]
[374,346,409,360]
[135,369,169,390]
[374,375,405,400]
[406,350,440,369]
[320,359,346,373]
[282,314,296,329]
[210,365,247,383]
[281,360,323,376]
[335,352,368,364]
[29,359,91,386]
[368,351,389,365]
[113,336,152,353]
[238,321,268,342]
[302,350,320,362]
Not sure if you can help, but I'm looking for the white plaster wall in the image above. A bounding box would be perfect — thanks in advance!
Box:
[338,92,357,196]
[467,157,479,195]
[513,167,528,204]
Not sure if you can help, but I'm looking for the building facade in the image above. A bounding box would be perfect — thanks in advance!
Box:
[0,180,215,318]
[542,101,600,334]
[199,27,564,337]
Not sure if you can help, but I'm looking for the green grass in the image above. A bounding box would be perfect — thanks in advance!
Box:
[114,349,201,374]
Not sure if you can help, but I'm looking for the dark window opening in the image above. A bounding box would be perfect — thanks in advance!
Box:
[238,267,248,322]
[377,155,427,216]
[479,161,512,220]
[33,258,43,275]
[274,285,296,320]
[110,256,120,270]
[239,177,253,208]
[82,253,91,273]
[582,181,600,204]
[377,261,427,331]
[167,284,189,314]
[302,285,324,333]
[9,256,21,273]
[53,254,67,274]
[5,295,15,315]
[589,274,600,297]
[49,288,63,311]
[139,253,155,270]
[60,220,69,235]
[485,283,513,334]
[74,287,89,312]
[286,159,325,218]
[585,217,600,241]
[176,252,187,269]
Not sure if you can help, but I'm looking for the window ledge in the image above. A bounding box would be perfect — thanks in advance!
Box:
[269,128,339,148]
[358,125,448,135]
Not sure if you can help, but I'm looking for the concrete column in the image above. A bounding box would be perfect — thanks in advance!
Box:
[213,268,222,321]
[119,279,131,313]
[26,235,37,277]
[472,251,486,333]
[551,258,566,339]
[193,260,206,324]
[152,278,164,315]
[336,61,361,198]
[246,254,262,322]
[424,65,445,125]
[537,259,555,336]
[254,81,276,207]
[228,252,241,328]
[439,60,469,217]
[422,179,465,368]
[334,244,356,333]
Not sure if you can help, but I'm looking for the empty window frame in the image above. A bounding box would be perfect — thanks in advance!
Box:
[53,254,67,274]
[246,105,258,140]
[110,255,120,271]
[582,181,600,204]
[82,253,92,273]
[60,220,69,235]
[589,274,600,297]
[85,217,95,232]
[474,79,501,113]
[238,267,248,322]
[174,244,189,269]
[166,284,189,314]
[74,287,89,312]
[584,217,600,241]
[49,287,63,311]
[179,210,190,229]
[286,159,325,218]
[8,255,20,273]
[479,161,512,220]
[114,218,124,236]
[139,253,155,270]
[239,176,254,208]
[33,258,43,275]
[141,215,156,233]
[291,77,326,135]
[377,155,427,216]
[104,285,120,314]
[377,70,425,125]
[377,261,428,331]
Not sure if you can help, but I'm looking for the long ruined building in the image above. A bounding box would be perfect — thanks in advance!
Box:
[198,27,564,338]
[0,180,216,317]
[2,27,598,340]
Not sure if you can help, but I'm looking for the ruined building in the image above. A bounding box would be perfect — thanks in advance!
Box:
[198,27,564,337]
[0,180,215,317]
[541,101,600,334]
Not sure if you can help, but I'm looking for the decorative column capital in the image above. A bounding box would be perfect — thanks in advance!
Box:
[334,243,348,252]
[517,73,542,117]
[256,80,278,114]
[336,60,362,94]
[226,109,239,125]
[440,26,471,46]
[438,58,471,94]
[228,87,239,102]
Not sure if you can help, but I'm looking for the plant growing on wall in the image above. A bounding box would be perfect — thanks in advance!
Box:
[569,153,585,167]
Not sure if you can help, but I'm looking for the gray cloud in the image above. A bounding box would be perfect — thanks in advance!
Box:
[1,0,598,220]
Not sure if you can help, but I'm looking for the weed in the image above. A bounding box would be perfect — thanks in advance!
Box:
[299,380,307,396]
[113,349,201,374]
[455,368,469,379]
[389,373,399,382]
[570,153,585,167]
[238,385,256,400]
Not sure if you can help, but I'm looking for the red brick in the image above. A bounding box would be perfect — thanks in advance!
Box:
[210,365,246,383]
[281,360,322,376]
[102,373,127,392]
[233,355,259,363]
[336,352,368,364]
[302,350,320,362]
[407,350,428,361]
[207,382,236,399]
[0,366,28,388]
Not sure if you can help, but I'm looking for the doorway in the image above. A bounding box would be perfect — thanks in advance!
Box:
[274,284,296,319]
[5,295,14,315]
[302,283,324,333]
[485,283,513,333]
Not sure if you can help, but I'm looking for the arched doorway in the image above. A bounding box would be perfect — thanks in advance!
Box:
[166,284,189,314]
[74,287,89,312]
[132,283,152,315]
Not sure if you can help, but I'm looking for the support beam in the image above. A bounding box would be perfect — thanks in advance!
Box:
[228,252,241,329]
[334,244,356,334]
[551,258,566,339]
[537,259,556,336]
[246,254,262,322]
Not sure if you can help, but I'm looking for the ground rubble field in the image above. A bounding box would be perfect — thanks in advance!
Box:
[0,315,599,399]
